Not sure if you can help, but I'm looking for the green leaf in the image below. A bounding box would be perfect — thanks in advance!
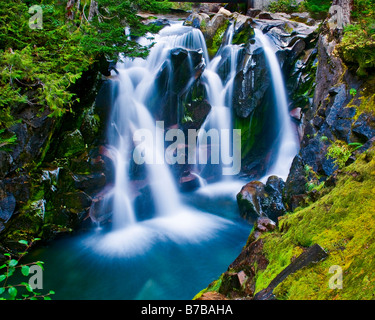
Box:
[25,283,33,292]
[0,275,6,282]
[21,265,30,276]
[0,264,6,269]
[8,259,18,267]
[0,287,5,295]
[7,267,15,277]
[43,296,52,300]
[18,240,28,246]
[35,261,44,270]
[8,286,17,298]
[49,290,55,295]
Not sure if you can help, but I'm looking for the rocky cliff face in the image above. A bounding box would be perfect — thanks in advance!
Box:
[0,61,107,258]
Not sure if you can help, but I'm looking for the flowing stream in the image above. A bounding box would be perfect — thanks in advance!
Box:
[22,21,299,300]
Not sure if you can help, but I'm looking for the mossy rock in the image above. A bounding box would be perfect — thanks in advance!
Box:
[256,147,375,299]
[57,129,85,158]
[206,20,230,58]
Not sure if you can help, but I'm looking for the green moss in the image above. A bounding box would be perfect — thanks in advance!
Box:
[206,20,229,58]
[232,24,254,46]
[57,129,85,158]
[255,147,375,299]
[234,108,267,161]
[193,275,224,300]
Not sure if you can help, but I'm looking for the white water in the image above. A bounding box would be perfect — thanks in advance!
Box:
[91,22,299,253]
[90,22,241,254]
[254,29,299,181]
[196,23,242,179]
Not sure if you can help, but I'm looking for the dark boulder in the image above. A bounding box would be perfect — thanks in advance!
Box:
[233,46,270,119]
[237,176,286,223]
[0,191,16,232]
[352,113,375,142]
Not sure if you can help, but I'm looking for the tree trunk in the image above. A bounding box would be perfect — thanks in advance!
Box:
[66,0,75,20]
[88,0,98,22]
[330,0,352,29]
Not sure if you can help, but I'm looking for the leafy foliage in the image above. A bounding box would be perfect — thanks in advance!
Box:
[0,238,54,300]
[303,0,331,18]
[268,0,301,14]
[326,140,363,169]
[268,0,332,17]
[337,0,375,76]
[0,0,166,146]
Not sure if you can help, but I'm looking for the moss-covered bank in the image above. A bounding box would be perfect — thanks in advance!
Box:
[195,146,375,300]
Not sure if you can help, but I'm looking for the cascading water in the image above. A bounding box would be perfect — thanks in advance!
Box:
[196,23,242,180]
[254,29,300,181]
[88,22,246,258]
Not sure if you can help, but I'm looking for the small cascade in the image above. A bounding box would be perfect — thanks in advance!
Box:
[195,23,242,180]
[254,29,300,181]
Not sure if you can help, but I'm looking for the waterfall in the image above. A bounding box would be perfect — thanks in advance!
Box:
[92,21,298,237]
[90,22,234,251]
[196,22,242,180]
[254,29,299,181]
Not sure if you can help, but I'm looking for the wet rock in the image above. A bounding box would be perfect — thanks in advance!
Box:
[183,99,212,132]
[80,108,101,144]
[290,107,302,121]
[250,217,276,242]
[332,118,352,142]
[258,12,276,20]
[313,115,325,128]
[313,32,344,116]
[71,172,106,194]
[184,13,208,29]
[218,7,232,18]
[283,155,308,210]
[57,129,85,158]
[179,171,201,192]
[338,107,356,119]
[352,113,375,142]
[134,185,157,221]
[202,13,227,39]
[228,238,269,294]
[0,191,16,232]
[233,46,270,119]
[290,12,311,24]
[0,151,12,179]
[237,181,265,223]
[197,3,221,14]
[246,9,261,18]
[237,176,286,223]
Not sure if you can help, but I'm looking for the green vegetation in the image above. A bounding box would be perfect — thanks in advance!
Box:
[337,0,375,76]
[206,20,230,58]
[193,274,224,300]
[268,0,301,14]
[268,0,332,17]
[0,238,54,300]
[258,147,375,299]
[326,140,362,169]
[0,0,166,148]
